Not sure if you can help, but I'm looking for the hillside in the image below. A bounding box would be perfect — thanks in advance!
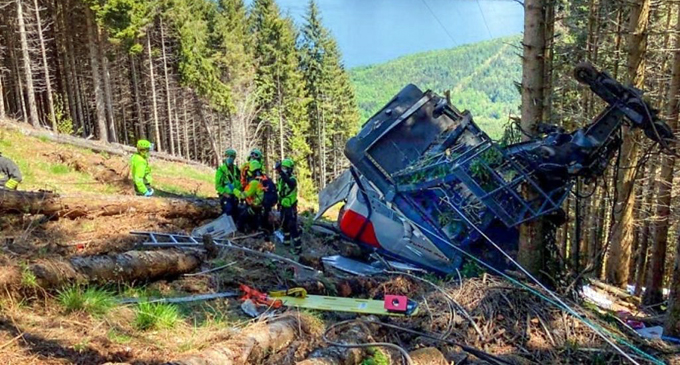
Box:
[0,123,215,198]
[350,36,521,138]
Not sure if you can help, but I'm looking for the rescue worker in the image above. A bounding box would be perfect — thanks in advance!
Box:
[236,159,274,242]
[215,148,241,217]
[131,139,154,196]
[240,148,264,188]
[276,158,302,254]
[0,152,22,190]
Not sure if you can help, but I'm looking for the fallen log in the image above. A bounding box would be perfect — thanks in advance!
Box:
[589,279,641,305]
[29,249,201,288]
[0,190,220,220]
[169,317,301,365]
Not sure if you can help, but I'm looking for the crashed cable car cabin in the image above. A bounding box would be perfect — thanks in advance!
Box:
[317,62,675,274]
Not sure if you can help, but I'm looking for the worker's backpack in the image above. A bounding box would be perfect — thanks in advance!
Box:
[260,175,278,208]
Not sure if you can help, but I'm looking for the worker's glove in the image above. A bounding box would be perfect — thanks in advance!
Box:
[144,189,154,197]
[4,178,19,190]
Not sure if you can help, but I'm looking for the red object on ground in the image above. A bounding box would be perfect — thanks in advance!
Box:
[339,209,381,248]
[239,284,282,309]
[384,295,408,312]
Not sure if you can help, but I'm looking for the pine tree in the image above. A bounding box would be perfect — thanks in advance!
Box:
[250,0,312,194]
[299,0,359,189]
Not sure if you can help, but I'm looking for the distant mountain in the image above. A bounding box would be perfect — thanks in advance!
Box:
[349,36,522,139]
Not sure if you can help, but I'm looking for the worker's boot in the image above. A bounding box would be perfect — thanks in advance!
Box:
[291,238,302,255]
[282,233,291,247]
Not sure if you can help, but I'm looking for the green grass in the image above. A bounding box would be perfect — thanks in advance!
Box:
[361,348,390,365]
[72,339,89,353]
[20,263,38,288]
[57,286,115,316]
[49,163,73,176]
[106,328,132,344]
[156,164,214,184]
[134,302,180,330]
[0,127,214,196]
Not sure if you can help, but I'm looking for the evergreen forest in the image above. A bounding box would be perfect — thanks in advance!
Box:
[0,0,360,196]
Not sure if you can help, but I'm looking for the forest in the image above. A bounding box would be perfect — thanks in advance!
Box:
[3,0,680,363]
[517,0,680,338]
[0,0,360,197]
[350,36,522,139]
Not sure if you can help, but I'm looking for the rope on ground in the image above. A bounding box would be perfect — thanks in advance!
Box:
[384,270,483,341]
[323,319,414,365]
[410,216,664,365]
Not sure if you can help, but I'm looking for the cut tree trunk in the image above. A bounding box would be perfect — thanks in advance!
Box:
[29,249,201,288]
[170,317,301,365]
[0,190,220,220]
[0,249,201,289]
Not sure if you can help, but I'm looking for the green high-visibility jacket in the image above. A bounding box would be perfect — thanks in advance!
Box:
[238,177,264,207]
[277,173,298,208]
[130,152,152,194]
[215,163,241,196]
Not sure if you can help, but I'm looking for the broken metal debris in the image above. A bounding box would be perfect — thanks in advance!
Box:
[191,214,237,239]
[132,231,320,275]
[322,255,426,277]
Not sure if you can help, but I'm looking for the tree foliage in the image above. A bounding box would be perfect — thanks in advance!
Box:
[0,0,360,202]
[350,36,521,139]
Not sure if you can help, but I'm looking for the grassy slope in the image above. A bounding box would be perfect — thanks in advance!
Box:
[350,35,522,139]
[0,125,215,197]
